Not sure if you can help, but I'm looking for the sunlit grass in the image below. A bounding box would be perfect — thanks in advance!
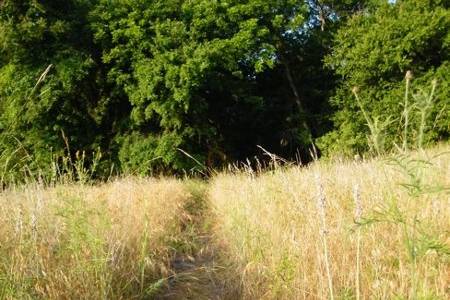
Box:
[209,144,450,299]
[0,177,190,299]
[1,144,449,299]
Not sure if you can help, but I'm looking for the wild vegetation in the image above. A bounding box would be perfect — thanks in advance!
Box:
[0,0,448,178]
[0,0,449,299]
[0,178,198,299]
[209,144,450,299]
[0,143,448,299]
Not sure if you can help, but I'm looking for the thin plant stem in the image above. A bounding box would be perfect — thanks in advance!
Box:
[418,80,437,149]
[352,87,381,155]
[322,234,334,300]
[353,184,362,300]
[403,71,413,152]
[352,87,374,132]
[315,174,334,300]
[356,231,361,300]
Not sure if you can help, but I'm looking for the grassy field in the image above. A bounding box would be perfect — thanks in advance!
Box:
[0,178,197,299]
[0,145,449,299]
[209,145,450,299]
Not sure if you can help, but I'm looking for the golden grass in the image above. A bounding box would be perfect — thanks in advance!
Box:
[1,145,449,299]
[209,145,450,299]
[0,177,191,299]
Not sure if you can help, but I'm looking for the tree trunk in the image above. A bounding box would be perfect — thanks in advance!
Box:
[283,61,312,142]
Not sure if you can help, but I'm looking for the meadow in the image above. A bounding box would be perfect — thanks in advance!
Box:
[1,1,448,299]
[0,144,448,299]
[209,144,450,299]
[0,178,195,299]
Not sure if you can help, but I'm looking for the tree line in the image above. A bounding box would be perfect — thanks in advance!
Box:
[0,0,448,178]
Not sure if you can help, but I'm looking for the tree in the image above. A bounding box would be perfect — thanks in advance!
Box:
[91,0,328,172]
[320,0,450,155]
[0,0,129,180]
[3,0,436,179]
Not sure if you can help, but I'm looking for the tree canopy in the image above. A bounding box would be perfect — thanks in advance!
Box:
[320,0,449,154]
[0,0,448,179]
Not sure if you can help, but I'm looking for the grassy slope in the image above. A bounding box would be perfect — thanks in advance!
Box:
[209,144,450,299]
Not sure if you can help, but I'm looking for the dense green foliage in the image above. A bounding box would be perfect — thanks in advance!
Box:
[0,0,123,179]
[321,0,450,154]
[0,0,448,179]
[90,0,340,172]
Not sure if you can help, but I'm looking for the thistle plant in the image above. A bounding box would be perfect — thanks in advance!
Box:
[354,74,441,156]
[352,87,393,156]
[413,79,438,149]
[358,153,450,298]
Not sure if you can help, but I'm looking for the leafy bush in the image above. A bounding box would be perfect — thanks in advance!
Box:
[0,0,120,179]
[320,0,449,155]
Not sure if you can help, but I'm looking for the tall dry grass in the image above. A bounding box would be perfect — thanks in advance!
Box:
[209,144,450,299]
[0,177,191,299]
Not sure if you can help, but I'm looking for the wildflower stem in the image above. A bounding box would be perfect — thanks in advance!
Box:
[352,87,381,155]
[403,71,413,152]
[418,80,437,149]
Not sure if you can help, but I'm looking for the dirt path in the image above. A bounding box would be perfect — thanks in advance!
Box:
[157,182,239,300]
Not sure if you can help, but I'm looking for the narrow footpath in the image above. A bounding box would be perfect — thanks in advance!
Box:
[158,182,240,300]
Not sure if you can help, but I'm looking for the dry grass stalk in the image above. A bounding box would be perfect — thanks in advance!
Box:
[315,173,334,300]
[353,183,362,300]
[209,144,450,299]
[0,177,190,299]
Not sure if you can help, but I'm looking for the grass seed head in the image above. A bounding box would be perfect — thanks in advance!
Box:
[405,70,413,81]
